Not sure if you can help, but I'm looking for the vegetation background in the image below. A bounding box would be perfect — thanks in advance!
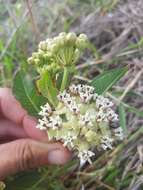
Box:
[0,0,143,189]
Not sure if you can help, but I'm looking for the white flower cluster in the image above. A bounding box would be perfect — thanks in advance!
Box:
[36,103,62,130]
[36,84,123,165]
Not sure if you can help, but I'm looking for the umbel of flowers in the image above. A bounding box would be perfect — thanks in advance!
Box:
[28,32,87,74]
[28,32,123,165]
[36,84,123,166]
[28,32,88,107]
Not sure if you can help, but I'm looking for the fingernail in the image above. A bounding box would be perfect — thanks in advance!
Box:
[48,150,68,165]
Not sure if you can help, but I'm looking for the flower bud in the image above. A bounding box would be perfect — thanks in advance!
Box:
[39,41,47,51]
[43,52,52,59]
[76,33,88,49]
[66,32,77,44]
[85,130,97,142]
[57,36,66,47]
[27,57,34,64]
[74,49,80,63]
[59,32,66,38]
[34,58,40,65]
[50,43,58,53]
[37,51,44,59]
[32,52,39,59]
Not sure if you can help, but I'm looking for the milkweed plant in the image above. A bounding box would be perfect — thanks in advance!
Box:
[13,32,125,166]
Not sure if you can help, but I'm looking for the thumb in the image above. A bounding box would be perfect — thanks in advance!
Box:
[0,139,71,179]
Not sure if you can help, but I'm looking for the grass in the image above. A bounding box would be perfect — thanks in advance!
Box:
[0,0,143,189]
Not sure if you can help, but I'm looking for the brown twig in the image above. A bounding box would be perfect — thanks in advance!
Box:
[25,0,40,41]
[118,67,143,103]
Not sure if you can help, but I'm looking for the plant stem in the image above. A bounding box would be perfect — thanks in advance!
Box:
[60,67,68,91]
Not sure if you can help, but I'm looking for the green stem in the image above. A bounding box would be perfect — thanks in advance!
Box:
[60,67,68,91]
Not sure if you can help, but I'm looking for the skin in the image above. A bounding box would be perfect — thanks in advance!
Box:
[0,88,71,180]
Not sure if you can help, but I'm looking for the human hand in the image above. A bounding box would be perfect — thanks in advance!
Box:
[0,88,71,179]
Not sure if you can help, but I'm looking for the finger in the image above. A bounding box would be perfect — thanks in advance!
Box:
[0,88,27,125]
[0,139,71,179]
[0,88,49,142]
[23,115,48,142]
[0,119,28,142]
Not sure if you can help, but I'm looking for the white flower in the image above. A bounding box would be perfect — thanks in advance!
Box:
[102,98,113,108]
[78,150,95,166]
[83,85,95,94]
[79,91,93,103]
[96,110,108,122]
[79,113,93,127]
[69,84,79,94]
[64,96,76,107]
[96,96,114,109]
[37,115,62,130]
[68,102,80,114]
[93,93,98,100]
[107,108,118,121]
[48,116,62,130]
[36,119,47,130]
[111,113,118,122]
[69,84,94,96]
[63,132,77,148]
[96,96,104,108]
[39,103,52,117]
[101,136,113,150]
[114,127,124,140]
[57,91,71,102]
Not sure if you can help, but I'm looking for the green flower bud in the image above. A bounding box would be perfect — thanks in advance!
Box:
[43,52,52,59]
[79,33,88,41]
[32,52,39,59]
[66,32,77,44]
[29,33,89,76]
[53,36,59,44]
[59,32,66,38]
[50,43,58,53]
[74,49,80,63]
[37,52,44,59]
[51,62,57,69]
[76,33,88,49]
[85,130,97,142]
[57,36,66,47]
[46,65,53,71]
[34,58,40,65]
[39,41,47,51]
[27,57,34,64]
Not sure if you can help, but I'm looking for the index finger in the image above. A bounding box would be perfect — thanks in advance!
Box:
[0,88,27,125]
[0,88,48,141]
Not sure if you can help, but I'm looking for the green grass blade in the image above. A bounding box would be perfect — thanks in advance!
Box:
[118,104,127,134]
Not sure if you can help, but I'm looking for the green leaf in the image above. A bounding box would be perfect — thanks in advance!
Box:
[118,104,127,134]
[91,67,128,94]
[13,70,47,117]
[37,70,58,107]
